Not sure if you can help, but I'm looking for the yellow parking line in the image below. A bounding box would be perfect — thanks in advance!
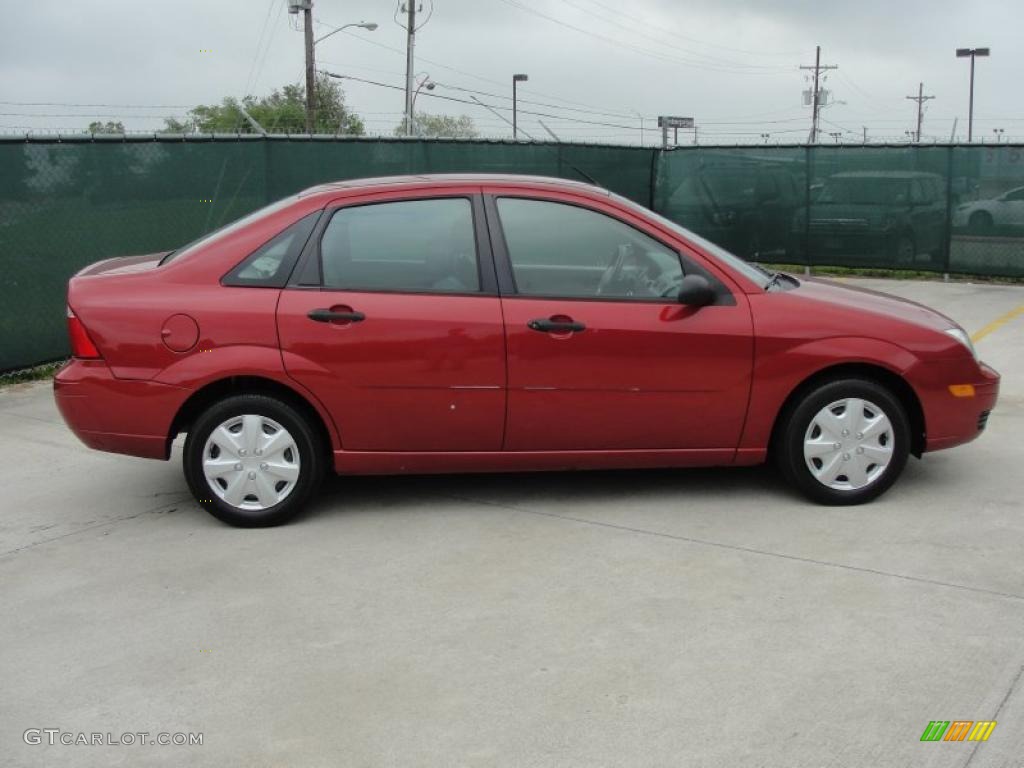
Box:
[971,305,1024,343]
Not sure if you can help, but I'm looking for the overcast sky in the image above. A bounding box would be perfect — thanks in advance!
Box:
[2,0,1021,144]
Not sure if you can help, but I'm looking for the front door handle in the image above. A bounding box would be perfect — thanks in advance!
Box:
[307,307,366,324]
[528,317,586,333]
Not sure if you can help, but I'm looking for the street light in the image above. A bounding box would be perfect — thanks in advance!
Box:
[993,128,1005,143]
[760,133,770,144]
[956,47,990,142]
[409,74,435,135]
[512,74,528,140]
[314,21,378,46]
[304,20,377,133]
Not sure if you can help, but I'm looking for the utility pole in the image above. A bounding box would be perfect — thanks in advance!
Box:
[862,126,868,144]
[303,0,315,133]
[800,46,837,144]
[905,82,935,142]
[403,2,417,136]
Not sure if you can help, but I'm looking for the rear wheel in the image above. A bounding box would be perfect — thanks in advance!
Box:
[776,378,910,505]
[969,210,993,233]
[183,394,324,526]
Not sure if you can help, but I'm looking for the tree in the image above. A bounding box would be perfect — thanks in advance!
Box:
[162,75,364,135]
[87,120,126,134]
[397,113,479,139]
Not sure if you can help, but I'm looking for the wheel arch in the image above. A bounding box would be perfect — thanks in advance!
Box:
[768,362,926,458]
[168,375,337,460]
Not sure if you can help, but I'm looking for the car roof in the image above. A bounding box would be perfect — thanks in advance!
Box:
[298,173,610,199]
[828,171,942,180]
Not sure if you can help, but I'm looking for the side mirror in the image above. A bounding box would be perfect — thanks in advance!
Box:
[677,274,715,307]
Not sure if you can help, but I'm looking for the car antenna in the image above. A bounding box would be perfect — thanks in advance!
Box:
[564,163,601,188]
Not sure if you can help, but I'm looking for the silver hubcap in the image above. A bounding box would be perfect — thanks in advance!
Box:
[202,415,300,511]
[803,398,894,491]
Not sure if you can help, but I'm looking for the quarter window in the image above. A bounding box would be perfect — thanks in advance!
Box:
[320,198,479,293]
[496,198,684,300]
[223,211,320,287]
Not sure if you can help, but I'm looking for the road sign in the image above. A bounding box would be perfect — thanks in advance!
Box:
[657,116,694,129]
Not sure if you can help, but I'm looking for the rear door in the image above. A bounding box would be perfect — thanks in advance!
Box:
[485,191,754,453]
[276,190,506,451]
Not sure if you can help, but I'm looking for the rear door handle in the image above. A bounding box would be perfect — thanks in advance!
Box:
[528,318,586,333]
[307,308,366,323]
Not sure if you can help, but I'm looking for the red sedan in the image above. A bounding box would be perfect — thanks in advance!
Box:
[54,174,999,526]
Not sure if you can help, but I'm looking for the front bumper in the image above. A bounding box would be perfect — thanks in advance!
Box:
[53,360,190,460]
[916,360,1000,452]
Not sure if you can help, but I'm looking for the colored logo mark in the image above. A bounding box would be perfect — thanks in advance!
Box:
[920,720,996,742]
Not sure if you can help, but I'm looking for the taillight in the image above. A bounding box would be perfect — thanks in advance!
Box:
[66,306,102,359]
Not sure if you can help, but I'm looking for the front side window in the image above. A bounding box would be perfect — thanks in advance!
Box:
[320,198,479,293]
[496,198,684,300]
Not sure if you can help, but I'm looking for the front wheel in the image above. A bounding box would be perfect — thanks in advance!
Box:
[183,394,324,527]
[776,379,910,505]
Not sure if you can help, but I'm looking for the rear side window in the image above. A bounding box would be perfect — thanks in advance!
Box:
[319,198,480,294]
[222,211,320,287]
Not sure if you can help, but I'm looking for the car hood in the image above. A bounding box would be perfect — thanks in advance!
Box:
[794,276,957,333]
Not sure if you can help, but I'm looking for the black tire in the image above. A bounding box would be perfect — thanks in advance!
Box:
[969,210,993,233]
[893,233,916,266]
[775,378,910,505]
[183,394,324,527]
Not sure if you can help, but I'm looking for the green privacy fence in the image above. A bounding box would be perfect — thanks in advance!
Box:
[1,135,1023,371]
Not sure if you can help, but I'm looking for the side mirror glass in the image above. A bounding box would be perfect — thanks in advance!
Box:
[677,274,714,307]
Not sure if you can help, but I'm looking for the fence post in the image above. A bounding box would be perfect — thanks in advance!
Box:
[648,146,658,211]
[803,144,813,275]
[942,144,954,281]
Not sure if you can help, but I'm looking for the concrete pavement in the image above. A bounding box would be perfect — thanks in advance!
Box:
[1,277,1022,767]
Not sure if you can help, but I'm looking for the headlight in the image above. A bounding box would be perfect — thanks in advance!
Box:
[945,327,978,361]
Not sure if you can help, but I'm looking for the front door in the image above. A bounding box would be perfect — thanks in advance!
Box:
[277,193,506,451]
[487,195,754,452]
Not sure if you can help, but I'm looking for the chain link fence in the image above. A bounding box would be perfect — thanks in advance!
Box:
[1,135,1022,371]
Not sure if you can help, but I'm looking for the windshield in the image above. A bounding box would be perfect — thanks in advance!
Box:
[816,177,910,205]
[159,194,302,265]
[612,193,772,288]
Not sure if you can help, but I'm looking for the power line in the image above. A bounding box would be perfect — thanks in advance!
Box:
[321,72,641,130]
[319,19,651,118]
[0,101,191,109]
[242,0,278,96]
[572,0,801,57]
[494,0,793,75]
[554,0,792,72]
